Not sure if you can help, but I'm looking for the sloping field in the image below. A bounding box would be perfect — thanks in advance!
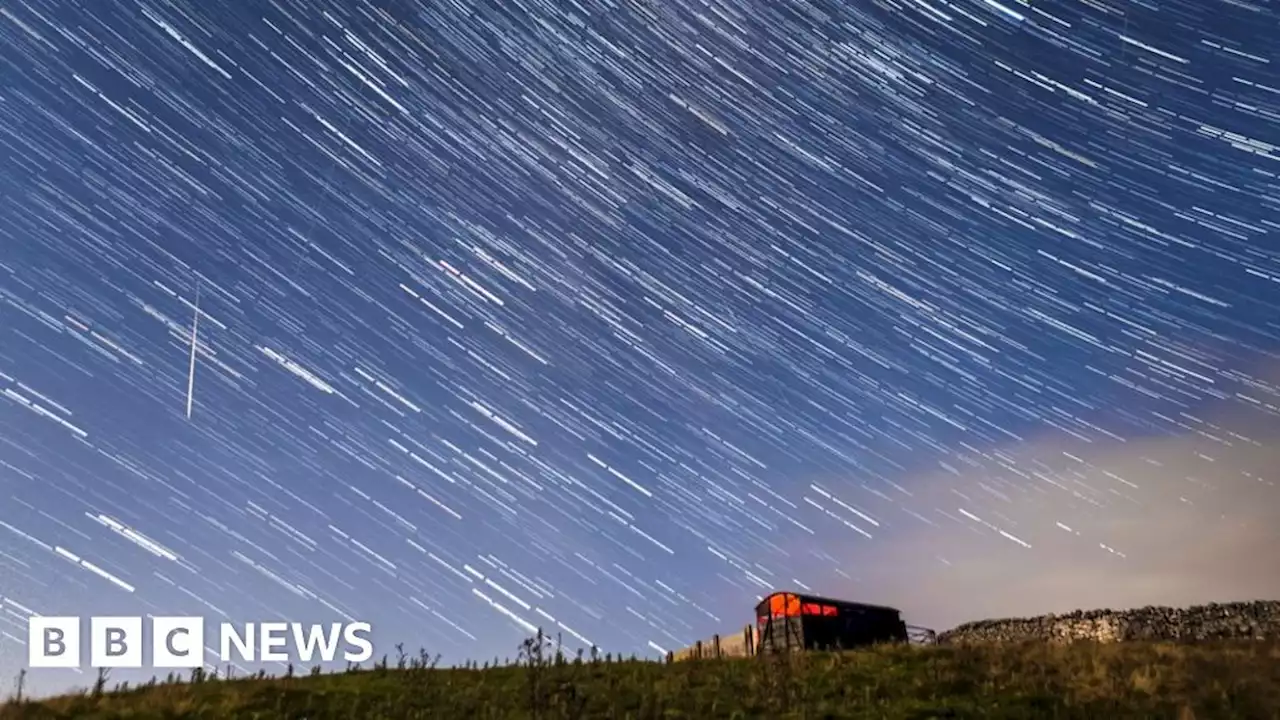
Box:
[3,639,1278,719]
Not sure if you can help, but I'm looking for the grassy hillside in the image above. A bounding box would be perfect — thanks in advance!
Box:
[2,637,1278,719]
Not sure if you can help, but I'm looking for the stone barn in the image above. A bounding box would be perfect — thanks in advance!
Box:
[755,591,910,653]
[669,590,932,661]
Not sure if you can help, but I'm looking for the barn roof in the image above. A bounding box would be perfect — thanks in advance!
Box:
[755,590,902,616]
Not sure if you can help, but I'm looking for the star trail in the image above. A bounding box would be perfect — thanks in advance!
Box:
[1,0,1279,693]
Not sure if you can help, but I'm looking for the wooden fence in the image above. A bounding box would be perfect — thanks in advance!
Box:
[667,624,756,662]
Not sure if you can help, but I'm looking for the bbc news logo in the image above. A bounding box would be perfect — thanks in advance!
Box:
[28,617,374,669]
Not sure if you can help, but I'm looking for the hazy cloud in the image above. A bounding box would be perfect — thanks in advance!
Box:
[817,371,1280,632]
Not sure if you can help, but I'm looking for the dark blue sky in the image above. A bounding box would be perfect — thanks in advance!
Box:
[2,0,1278,695]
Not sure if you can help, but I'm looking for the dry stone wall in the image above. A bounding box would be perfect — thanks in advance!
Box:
[937,601,1280,645]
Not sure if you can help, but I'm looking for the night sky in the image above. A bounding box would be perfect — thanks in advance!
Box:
[2,0,1280,695]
